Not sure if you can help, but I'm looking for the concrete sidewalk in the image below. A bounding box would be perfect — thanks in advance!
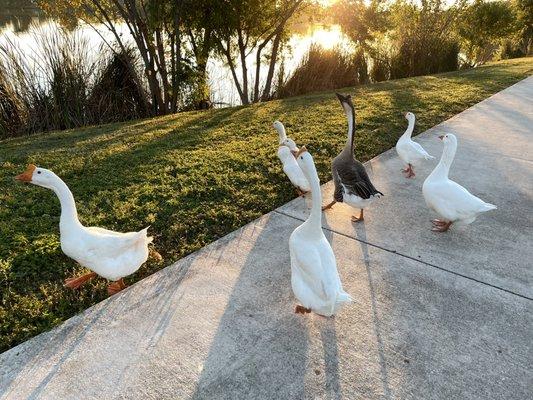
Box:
[1,77,532,400]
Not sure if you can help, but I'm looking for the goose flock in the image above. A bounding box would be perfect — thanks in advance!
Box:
[277,93,497,316]
[14,92,496,316]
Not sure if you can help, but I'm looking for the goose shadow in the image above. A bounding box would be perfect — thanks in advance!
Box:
[190,213,310,399]
[319,215,393,399]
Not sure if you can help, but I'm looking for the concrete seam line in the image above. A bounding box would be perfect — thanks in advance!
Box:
[273,210,533,302]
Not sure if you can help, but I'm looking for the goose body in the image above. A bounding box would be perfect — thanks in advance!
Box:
[274,121,310,194]
[422,134,496,232]
[289,147,351,316]
[395,112,434,177]
[16,165,152,293]
[324,93,383,221]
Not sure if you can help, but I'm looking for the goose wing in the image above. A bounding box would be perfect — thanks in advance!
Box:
[407,140,434,160]
[334,159,382,200]
[82,227,150,260]
[427,180,494,219]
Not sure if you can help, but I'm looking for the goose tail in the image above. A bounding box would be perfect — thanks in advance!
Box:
[139,226,153,245]
[336,291,353,304]
[482,203,497,212]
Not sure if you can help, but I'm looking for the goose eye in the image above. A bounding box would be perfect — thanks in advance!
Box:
[37,171,41,174]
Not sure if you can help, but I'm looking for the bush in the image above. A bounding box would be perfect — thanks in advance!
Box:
[88,48,150,124]
[277,44,365,98]
[389,36,460,79]
[0,29,150,139]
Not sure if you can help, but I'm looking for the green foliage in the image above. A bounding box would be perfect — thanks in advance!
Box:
[457,0,519,64]
[0,57,532,352]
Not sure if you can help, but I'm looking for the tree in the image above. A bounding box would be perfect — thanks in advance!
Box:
[332,0,388,50]
[513,0,533,55]
[457,0,518,64]
[212,0,305,104]
[38,0,212,114]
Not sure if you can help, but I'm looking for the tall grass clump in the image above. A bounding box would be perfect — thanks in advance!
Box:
[276,44,363,98]
[0,28,150,139]
[88,47,150,124]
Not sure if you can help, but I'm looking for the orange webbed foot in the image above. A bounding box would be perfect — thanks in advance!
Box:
[64,272,97,289]
[351,210,364,223]
[107,278,127,295]
[295,305,312,314]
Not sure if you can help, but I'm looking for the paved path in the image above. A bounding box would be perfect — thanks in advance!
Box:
[1,77,532,400]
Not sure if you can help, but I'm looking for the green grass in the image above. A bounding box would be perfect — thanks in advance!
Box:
[1,57,532,352]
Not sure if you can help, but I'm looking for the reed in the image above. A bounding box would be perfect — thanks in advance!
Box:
[277,44,364,98]
[0,28,150,138]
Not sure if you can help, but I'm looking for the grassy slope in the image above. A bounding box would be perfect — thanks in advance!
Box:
[1,57,532,351]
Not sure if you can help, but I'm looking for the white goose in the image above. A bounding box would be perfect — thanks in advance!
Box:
[289,147,352,316]
[395,112,434,178]
[15,164,155,294]
[274,121,310,195]
[422,134,496,232]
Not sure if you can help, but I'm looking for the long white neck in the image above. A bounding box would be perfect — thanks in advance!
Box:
[300,167,323,235]
[49,177,82,231]
[275,124,287,144]
[344,104,355,152]
[430,141,456,180]
[400,117,415,140]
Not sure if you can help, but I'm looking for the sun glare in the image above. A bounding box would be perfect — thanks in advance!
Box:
[309,25,347,50]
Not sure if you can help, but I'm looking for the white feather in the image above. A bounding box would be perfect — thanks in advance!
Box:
[423,133,496,225]
[396,112,435,167]
[289,150,351,316]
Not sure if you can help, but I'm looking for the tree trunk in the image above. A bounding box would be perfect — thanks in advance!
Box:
[261,29,283,101]
[237,29,250,104]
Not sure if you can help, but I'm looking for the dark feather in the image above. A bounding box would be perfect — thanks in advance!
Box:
[333,155,383,200]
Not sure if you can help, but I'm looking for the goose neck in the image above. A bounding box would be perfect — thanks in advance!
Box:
[432,142,456,179]
[301,173,323,235]
[50,178,82,231]
[345,105,355,152]
[401,118,415,140]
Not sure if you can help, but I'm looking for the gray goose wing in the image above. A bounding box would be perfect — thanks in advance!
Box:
[334,159,383,200]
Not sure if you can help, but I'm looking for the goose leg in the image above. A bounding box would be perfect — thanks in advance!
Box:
[431,220,452,232]
[64,271,97,289]
[351,209,364,222]
[322,200,336,211]
[403,164,415,178]
[107,278,127,295]
[295,305,312,314]
[149,248,163,262]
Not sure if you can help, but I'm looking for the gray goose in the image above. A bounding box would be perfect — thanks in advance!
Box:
[322,93,383,222]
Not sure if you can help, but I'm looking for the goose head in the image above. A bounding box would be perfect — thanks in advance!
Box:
[335,92,355,117]
[280,138,298,155]
[15,164,58,190]
[438,133,457,147]
[295,146,318,179]
[273,120,287,144]
[404,111,415,122]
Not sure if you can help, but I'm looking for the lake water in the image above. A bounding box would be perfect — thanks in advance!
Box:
[0,1,350,106]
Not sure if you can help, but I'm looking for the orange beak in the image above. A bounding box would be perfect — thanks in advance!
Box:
[404,112,408,118]
[438,135,444,140]
[295,146,308,158]
[15,164,36,182]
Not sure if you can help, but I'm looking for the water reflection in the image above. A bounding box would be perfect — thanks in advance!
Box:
[0,4,349,106]
[0,0,47,32]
